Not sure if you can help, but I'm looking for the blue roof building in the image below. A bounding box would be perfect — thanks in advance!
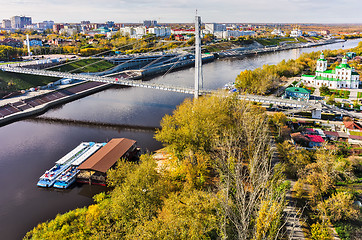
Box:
[284,87,310,101]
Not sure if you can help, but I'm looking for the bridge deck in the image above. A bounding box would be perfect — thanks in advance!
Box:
[0,66,204,95]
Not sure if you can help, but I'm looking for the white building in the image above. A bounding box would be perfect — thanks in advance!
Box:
[2,19,11,29]
[148,27,171,37]
[106,31,119,39]
[213,30,255,39]
[120,26,148,38]
[120,27,135,37]
[204,23,226,34]
[271,28,285,37]
[290,28,302,37]
[135,26,146,36]
[59,27,78,36]
[307,31,319,37]
[301,53,360,89]
[171,29,195,35]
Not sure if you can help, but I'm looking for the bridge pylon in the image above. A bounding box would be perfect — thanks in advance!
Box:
[194,15,203,99]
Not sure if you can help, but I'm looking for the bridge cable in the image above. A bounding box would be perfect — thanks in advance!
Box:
[42,35,158,71]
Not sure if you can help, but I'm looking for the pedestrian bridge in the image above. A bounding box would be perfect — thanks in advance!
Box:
[0,65,211,95]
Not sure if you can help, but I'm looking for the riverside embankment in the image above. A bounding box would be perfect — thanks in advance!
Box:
[217,38,345,58]
[0,81,112,126]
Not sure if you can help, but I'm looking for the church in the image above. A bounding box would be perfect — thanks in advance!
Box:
[301,53,360,89]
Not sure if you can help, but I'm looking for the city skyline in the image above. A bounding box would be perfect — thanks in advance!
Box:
[0,0,361,24]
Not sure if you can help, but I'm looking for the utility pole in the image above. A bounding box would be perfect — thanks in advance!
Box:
[194,14,203,99]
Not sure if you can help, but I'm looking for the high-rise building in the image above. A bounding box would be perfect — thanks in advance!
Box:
[2,19,11,29]
[20,16,32,28]
[53,24,64,33]
[11,16,21,28]
[143,20,157,27]
[106,21,114,28]
[10,16,32,29]
[42,20,54,29]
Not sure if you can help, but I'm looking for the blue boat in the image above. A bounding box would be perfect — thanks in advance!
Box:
[52,166,79,189]
[53,143,105,189]
[37,164,70,187]
[37,142,93,187]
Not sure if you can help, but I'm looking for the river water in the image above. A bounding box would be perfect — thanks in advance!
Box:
[0,39,360,240]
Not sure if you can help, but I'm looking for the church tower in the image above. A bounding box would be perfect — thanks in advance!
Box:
[316,52,327,72]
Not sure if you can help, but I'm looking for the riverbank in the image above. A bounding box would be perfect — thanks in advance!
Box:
[217,38,345,58]
[0,81,112,127]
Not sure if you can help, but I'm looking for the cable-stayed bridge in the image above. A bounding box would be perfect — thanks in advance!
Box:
[0,65,212,95]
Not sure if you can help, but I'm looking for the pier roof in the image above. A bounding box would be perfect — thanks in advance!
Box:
[78,138,136,173]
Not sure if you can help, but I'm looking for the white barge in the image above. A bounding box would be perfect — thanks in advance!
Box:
[37,142,94,187]
[53,143,105,189]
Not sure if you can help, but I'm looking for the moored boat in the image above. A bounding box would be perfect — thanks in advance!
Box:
[37,142,93,187]
[53,143,105,189]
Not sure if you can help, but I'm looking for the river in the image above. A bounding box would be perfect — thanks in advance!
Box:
[0,38,360,240]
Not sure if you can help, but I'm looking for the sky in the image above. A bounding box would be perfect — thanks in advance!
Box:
[0,0,361,24]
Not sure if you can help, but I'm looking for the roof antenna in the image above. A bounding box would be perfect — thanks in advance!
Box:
[196,9,198,16]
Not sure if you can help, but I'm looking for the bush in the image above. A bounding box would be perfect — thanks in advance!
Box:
[310,222,332,240]
[334,222,353,240]
[317,192,359,222]
[320,86,331,96]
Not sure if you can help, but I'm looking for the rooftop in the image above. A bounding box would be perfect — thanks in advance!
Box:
[78,138,136,173]
[306,134,324,143]
[335,63,352,70]
[302,74,315,78]
[344,121,362,131]
[285,87,310,94]
[323,131,339,137]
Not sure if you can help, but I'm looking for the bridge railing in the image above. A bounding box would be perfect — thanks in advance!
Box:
[0,65,200,94]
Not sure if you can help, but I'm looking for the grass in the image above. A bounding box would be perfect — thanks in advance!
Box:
[310,36,323,40]
[349,131,362,136]
[0,71,60,91]
[256,38,280,46]
[0,62,19,65]
[334,216,362,240]
[256,37,307,46]
[48,59,115,73]
[305,86,315,94]
[204,42,238,52]
[297,37,308,43]
[320,88,350,99]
